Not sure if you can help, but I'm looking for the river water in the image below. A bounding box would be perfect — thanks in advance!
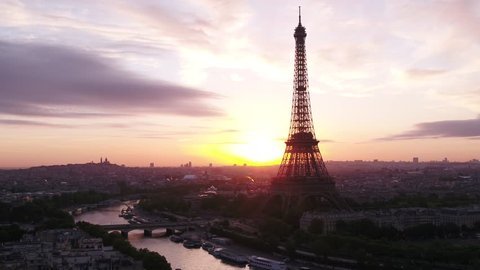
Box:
[75,203,247,270]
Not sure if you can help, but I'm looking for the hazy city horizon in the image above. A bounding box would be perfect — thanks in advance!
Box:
[3,156,480,170]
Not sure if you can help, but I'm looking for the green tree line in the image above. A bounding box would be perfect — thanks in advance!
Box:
[77,221,171,270]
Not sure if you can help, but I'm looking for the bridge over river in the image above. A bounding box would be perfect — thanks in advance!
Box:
[100,221,197,237]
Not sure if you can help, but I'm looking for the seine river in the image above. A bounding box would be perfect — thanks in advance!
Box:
[75,203,247,270]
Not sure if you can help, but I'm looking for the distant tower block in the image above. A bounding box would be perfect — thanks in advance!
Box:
[271,7,348,211]
[413,157,419,163]
[150,162,154,168]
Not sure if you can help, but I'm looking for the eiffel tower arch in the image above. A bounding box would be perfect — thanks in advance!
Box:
[269,7,349,215]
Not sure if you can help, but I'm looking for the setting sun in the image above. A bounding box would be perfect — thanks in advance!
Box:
[229,133,284,165]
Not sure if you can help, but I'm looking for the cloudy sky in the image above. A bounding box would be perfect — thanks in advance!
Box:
[0,0,479,167]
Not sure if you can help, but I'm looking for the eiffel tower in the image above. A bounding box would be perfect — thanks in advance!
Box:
[271,7,348,211]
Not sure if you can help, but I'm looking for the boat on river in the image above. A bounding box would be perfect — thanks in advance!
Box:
[183,239,202,248]
[202,241,214,251]
[119,207,133,219]
[248,256,287,270]
[216,248,248,265]
[128,219,140,224]
[169,235,183,243]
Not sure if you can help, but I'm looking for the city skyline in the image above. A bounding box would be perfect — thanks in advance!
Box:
[1,0,480,168]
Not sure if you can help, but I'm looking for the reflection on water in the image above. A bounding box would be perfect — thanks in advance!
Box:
[75,204,129,225]
[128,231,245,270]
[75,203,246,270]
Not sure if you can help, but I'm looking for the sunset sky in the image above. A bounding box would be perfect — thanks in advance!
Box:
[1,0,479,168]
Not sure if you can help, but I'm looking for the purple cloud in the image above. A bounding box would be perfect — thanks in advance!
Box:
[378,116,480,140]
[0,119,71,128]
[0,41,221,118]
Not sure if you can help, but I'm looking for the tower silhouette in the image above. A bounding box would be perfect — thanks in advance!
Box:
[271,7,347,211]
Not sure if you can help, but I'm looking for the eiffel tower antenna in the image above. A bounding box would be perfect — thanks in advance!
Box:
[299,6,302,25]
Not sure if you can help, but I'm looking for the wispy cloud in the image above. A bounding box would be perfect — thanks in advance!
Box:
[378,116,480,140]
[138,127,239,139]
[0,41,221,118]
[319,139,337,143]
[405,68,447,79]
[0,119,71,128]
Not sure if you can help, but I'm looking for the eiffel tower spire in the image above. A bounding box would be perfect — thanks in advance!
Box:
[298,6,302,25]
[277,6,330,179]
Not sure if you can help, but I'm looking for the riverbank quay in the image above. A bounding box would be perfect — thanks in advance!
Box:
[130,213,320,270]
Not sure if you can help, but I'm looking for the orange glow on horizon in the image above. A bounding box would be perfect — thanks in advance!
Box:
[227,132,284,165]
[192,132,285,166]
[229,140,283,165]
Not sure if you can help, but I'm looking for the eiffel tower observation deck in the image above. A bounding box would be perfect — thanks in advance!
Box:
[271,7,340,203]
